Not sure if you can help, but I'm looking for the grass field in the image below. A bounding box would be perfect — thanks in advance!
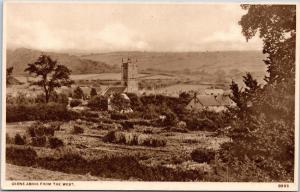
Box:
[6,119,229,181]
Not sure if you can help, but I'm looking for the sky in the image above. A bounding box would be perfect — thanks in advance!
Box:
[5,2,263,52]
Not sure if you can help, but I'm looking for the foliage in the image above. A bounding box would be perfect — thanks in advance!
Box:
[6,146,37,166]
[110,93,130,111]
[73,86,84,99]
[120,121,134,130]
[110,112,128,120]
[14,133,26,145]
[70,99,82,107]
[6,66,13,85]
[73,125,84,134]
[6,134,14,144]
[179,91,193,105]
[163,108,178,126]
[6,103,79,122]
[182,111,230,131]
[218,5,296,182]
[191,147,215,163]
[140,95,186,116]
[31,136,47,147]
[103,131,167,147]
[27,121,55,137]
[25,54,73,103]
[126,92,143,111]
[90,88,97,97]
[7,66,13,78]
[49,137,64,148]
[87,95,108,111]
[240,4,296,87]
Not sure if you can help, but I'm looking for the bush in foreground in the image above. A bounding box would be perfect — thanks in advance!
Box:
[14,133,26,145]
[70,99,82,107]
[73,125,84,134]
[103,131,166,147]
[49,137,64,148]
[6,145,37,166]
[7,103,79,122]
[87,95,108,111]
[31,136,47,147]
[27,122,55,137]
[191,147,215,163]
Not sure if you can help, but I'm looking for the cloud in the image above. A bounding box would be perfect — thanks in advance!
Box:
[202,25,262,50]
[96,23,149,51]
[5,3,263,52]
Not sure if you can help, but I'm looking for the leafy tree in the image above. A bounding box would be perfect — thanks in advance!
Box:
[6,67,13,80]
[88,95,108,111]
[90,88,97,98]
[110,93,130,111]
[25,55,73,103]
[218,5,296,181]
[6,67,18,85]
[239,4,296,89]
[73,86,84,99]
[126,92,142,111]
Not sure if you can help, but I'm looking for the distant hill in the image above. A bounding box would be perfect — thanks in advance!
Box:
[80,51,267,74]
[6,48,119,75]
[7,48,267,76]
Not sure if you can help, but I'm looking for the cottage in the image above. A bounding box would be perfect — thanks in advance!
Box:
[186,94,235,112]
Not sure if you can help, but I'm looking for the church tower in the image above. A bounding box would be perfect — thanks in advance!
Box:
[122,58,138,93]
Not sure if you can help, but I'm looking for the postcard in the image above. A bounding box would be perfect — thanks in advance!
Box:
[1,1,299,190]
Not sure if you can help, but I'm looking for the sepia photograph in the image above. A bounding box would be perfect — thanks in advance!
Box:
[1,1,298,190]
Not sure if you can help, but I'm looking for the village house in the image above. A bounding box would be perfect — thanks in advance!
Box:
[186,94,235,112]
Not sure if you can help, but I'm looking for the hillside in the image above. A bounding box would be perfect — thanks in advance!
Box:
[7,48,267,76]
[6,48,119,75]
[81,51,267,74]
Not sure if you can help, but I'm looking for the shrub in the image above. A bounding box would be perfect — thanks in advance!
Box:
[191,147,215,163]
[87,95,108,111]
[73,87,84,99]
[103,131,167,147]
[126,93,143,111]
[81,110,99,118]
[27,122,55,137]
[7,103,80,122]
[143,128,153,134]
[121,121,134,130]
[141,104,160,120]
[161,109,178,126]
[103,130,119,143]
[96,122,122,130]
[6,134,14,144]
[110,112,128,120]
[44,127,55,136]
[48,121,62,131]
[73,125,84,134]
[49,137,64,148]
[31,136,47,147]
[185,116,217,131]
[168,127,188,133]
[110,93,130,111]
[70,99,82,107]
[177,121,187,129]
[6,146,37,166]
[14,133,26,145]
[90,88,97,97]
[142,137,167,147]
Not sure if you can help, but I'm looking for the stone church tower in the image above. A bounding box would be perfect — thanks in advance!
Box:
[122,58,138,93]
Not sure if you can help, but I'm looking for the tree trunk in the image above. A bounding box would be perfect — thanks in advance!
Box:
[45,91,49,103]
